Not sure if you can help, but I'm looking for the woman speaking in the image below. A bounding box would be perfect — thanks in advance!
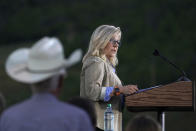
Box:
[80,25,138,131]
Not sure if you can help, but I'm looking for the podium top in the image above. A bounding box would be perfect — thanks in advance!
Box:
[126,81,195,112]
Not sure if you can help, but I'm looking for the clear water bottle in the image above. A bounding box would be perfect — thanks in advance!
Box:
[104,104,114,131]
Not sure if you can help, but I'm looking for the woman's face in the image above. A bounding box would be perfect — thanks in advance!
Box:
[104,33,121,59]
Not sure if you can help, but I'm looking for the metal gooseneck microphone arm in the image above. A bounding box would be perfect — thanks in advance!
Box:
[153,49,191,81]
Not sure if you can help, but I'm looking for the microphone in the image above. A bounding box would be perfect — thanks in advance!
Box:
[153,49,191,81]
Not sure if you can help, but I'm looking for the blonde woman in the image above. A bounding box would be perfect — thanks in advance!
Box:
[80,25,138,131]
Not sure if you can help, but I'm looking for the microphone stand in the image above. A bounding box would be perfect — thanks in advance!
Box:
[153,49,192,131]
[153,49,191,82]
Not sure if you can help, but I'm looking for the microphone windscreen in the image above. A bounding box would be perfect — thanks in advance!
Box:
[153,49,160,56]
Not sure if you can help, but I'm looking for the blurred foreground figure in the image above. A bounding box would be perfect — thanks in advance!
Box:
[68,96,97,129]
[0,92,6,114]
[126,114,161,131]
[0,37,94,131]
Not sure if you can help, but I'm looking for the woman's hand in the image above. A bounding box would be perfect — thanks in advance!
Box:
[119,85,138,95]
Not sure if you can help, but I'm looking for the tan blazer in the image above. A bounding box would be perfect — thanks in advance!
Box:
[80,56,123,131]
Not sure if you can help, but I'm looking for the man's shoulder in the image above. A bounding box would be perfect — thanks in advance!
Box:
[0,101,94,131]
[63,103,93,127]
[1,99,30,117]
[60,102,88,116]
[1,101,90,121]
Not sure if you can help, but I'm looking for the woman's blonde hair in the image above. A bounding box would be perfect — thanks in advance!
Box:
[82,25,121,66]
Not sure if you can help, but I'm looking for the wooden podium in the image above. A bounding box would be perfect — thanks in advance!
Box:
[125,81,195,131]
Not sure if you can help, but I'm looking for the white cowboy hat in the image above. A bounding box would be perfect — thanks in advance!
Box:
[5,37,82,84]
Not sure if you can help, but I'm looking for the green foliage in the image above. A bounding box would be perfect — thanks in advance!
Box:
[0,0,196,130]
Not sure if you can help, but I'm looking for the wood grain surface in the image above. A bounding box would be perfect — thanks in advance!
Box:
[126,81,194,111]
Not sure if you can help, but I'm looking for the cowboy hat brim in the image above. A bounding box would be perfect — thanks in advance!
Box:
[5,48,82,84]
[5,48,65,84]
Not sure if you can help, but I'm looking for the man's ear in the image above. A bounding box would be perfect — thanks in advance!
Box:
[57,75,64,89]
[50,75,64,97]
